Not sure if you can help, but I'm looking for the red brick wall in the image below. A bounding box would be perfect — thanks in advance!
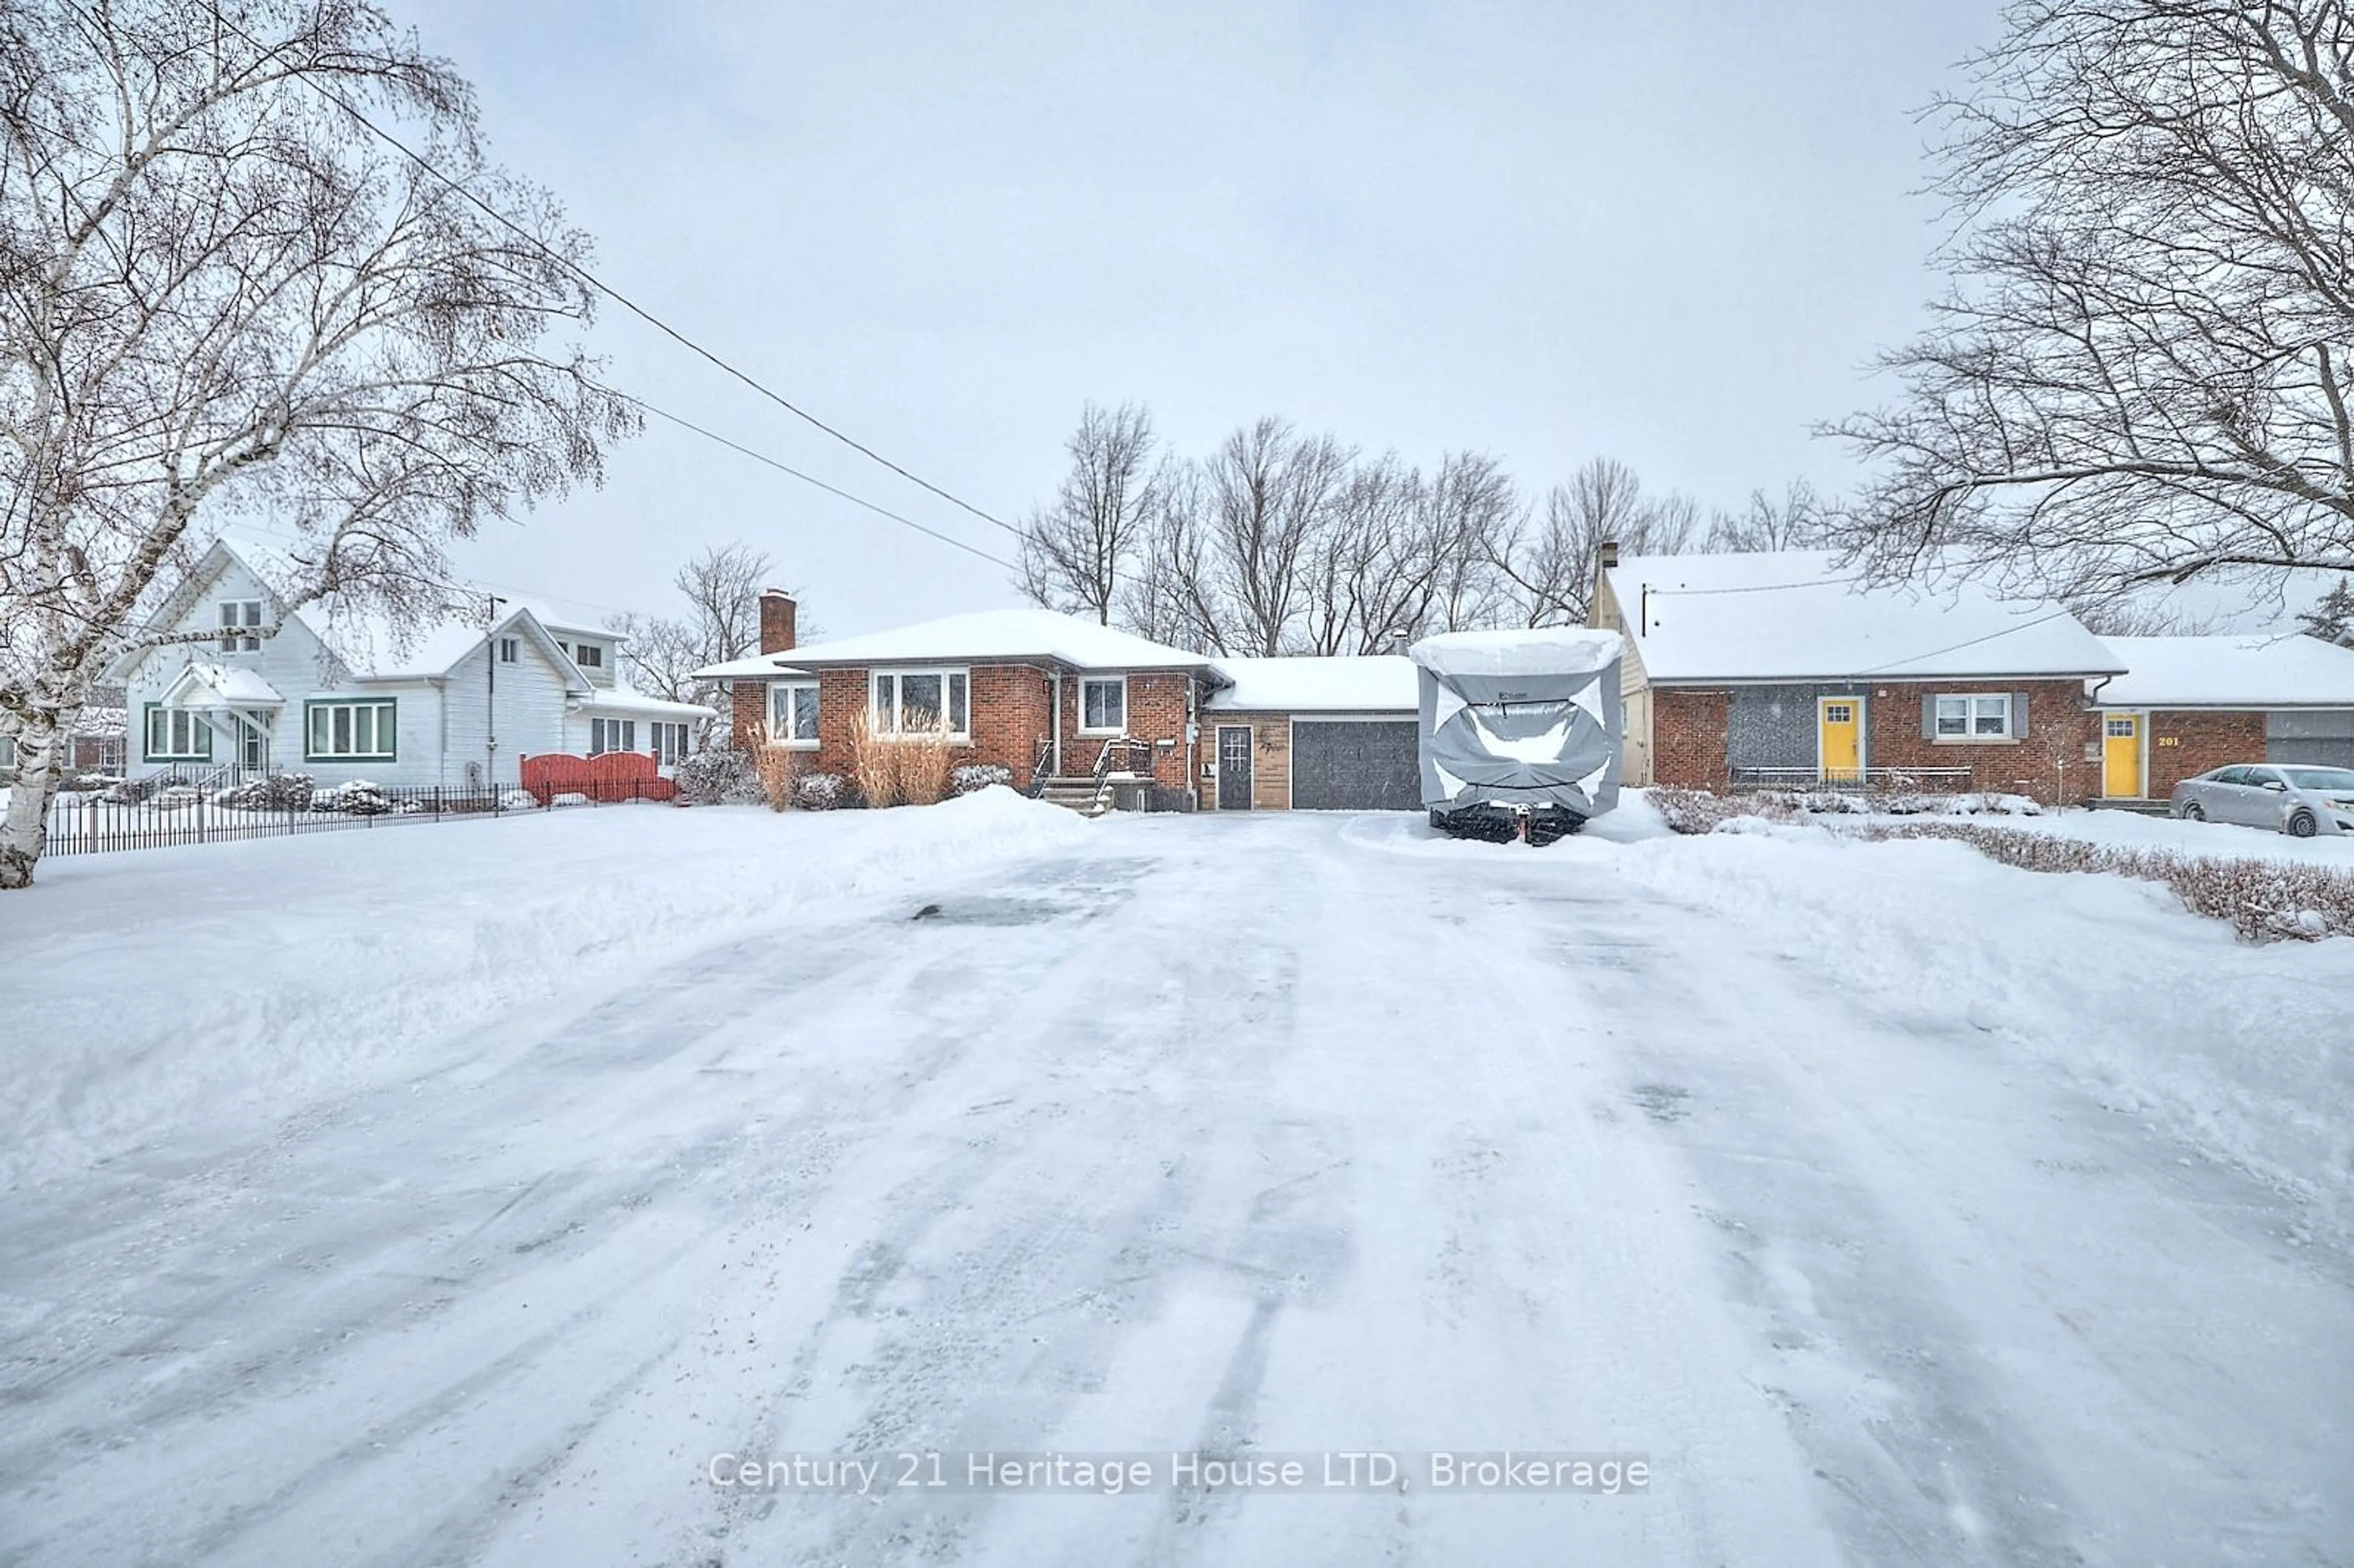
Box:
[1057,670,1194,789]
[2144,709,2266,797]
[1651,688,1730,788]
[731,682,766,751]
[1648,679,2104,802]
[1864,680,2097,803]
[777,663,1195,795]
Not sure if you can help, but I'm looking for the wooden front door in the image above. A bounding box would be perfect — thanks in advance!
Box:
[1216,725,1254,810]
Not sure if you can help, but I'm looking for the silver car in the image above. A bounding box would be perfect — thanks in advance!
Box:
[2169,763,2354,837]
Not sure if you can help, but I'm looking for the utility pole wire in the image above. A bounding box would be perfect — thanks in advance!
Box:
[198,3,1022,543]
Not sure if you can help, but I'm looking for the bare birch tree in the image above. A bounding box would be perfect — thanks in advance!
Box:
[0,0,631,888]
[1019,401,1159,625]
[1830,0,2354,598]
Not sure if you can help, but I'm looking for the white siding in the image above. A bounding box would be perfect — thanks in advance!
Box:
[122,556,349,778]
[442,636,573,785]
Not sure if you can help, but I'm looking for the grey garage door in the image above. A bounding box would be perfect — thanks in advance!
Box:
[1290,720,1421,810]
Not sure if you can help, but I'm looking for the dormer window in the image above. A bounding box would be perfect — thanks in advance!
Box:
[573,642,603,669]
[218,600,262,653]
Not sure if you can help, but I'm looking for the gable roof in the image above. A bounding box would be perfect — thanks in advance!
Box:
[695,607,1209,679]
[1205,655,1420,712]
[2097,634,2354,709]
[1602,550,2124,683]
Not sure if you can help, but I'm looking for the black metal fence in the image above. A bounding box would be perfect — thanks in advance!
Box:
[39,776,668,857]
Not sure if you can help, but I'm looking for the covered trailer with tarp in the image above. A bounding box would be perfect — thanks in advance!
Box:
[1410,626,1625,843]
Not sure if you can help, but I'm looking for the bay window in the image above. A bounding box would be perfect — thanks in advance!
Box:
[870,669,969,740]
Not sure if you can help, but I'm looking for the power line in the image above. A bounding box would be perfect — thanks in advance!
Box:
[197,2,1023,543]
[1860,607,2082,676]
[618,393,1019,571]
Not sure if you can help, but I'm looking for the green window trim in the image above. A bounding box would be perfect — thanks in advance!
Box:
[142,702,215,763]
[303,698,398,762]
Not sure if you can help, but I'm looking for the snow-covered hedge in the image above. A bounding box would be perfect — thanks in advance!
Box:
[950,763,1013,796]
[1860,821,2354,943]
[672,746,764,806]
[1648,786,2040,835]
[793,772,849,810]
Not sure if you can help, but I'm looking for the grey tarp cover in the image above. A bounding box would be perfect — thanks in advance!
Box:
[1409,627,1625,816]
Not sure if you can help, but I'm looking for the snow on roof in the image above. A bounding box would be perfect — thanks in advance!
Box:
[692,650,812,681]
[1604,550,2124,682]
[1205,655,1419,712]
[164,662,286,709]
[576,689,719,720]
[1410,626,1624,679]
[2097,634,2354,709]
[696,608,1208,677]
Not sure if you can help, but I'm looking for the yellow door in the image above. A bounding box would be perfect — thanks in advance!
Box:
[2103,714,2143,798]
[1818,698,1862,783]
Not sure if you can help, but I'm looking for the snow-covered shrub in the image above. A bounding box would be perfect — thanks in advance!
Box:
[499,788,539,812]
[150,783,203,812]
[56,772,116,794]
[212,772,314,812]
[550,791,591,809]
[311,780,394,816]
[101,774,168,804]
[1858,821,2354,943]
[951,763,1012,796]
[792,772,848,811]
[1650,788,1799,835]
[672,745,763,806]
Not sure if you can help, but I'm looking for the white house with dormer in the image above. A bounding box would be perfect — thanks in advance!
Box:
[109,535,712,788]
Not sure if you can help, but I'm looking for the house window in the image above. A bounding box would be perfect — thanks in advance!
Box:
[650,721,692,765]
[574,642,604,669]
[1823,701,1854,725]
[143,704,214,761]
[1080,676,1127,734]
[1934,693,2013,738]
[305,699,396,761]
[588,717,637,756]
[218,599,262,653]
[870,668,969,739]
[769,679,821,746]
[498,637,518,664]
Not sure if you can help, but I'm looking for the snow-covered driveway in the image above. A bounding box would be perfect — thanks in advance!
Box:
[2,807,2348,1566]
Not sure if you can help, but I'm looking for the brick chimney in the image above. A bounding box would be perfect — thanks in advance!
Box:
[758,587,798,653]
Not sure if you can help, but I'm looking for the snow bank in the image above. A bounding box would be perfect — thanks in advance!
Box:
[0,788,1085,1188]
[1605,829,2354,1235]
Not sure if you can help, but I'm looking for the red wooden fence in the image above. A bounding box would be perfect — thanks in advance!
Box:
[519,751,676,805]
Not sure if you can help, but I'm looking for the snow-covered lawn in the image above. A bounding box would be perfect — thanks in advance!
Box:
[1,790,1084,1187]
[2,795,2348,1565]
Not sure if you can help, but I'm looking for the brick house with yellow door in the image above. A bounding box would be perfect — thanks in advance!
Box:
[2088,634,2354,802]
[1588,549,2126,802]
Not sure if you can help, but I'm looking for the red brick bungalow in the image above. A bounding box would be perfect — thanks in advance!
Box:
[696,593,1214,806]
[1587,549,2127,802]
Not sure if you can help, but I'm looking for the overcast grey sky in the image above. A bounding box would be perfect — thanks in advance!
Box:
[407,0,2007,639]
